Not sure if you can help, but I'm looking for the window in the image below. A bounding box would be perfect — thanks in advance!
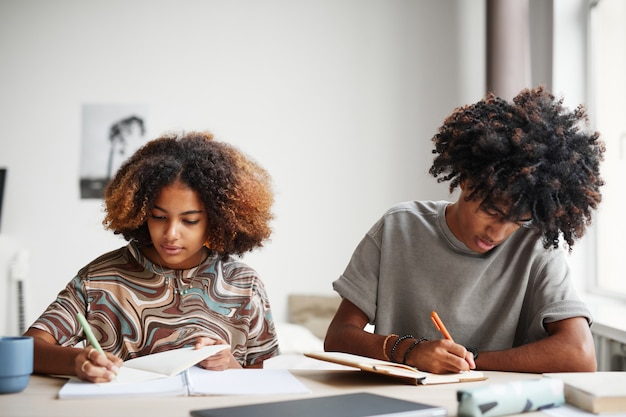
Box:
[589,0,626,297]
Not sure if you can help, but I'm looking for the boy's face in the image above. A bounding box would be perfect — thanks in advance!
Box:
[446,187,531,254]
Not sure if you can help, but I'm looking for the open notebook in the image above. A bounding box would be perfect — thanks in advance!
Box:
[58,367,310,399]
[58,345,310,399]
[305,351,486,385]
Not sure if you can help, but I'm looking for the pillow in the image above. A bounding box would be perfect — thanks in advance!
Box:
[287,294,342,339]
[274,321,323,354]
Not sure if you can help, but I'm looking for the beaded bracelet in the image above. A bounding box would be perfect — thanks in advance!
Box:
[382,334,398,361]
[402,337,428,365]
[390,334,413,363]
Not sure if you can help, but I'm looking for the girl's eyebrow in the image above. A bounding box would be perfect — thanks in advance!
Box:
[153,205,204,215]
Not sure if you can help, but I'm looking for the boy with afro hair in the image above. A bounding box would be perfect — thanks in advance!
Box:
[325,86,604,373]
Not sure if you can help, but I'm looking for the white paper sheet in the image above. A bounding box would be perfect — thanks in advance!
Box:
[187,367,311,395]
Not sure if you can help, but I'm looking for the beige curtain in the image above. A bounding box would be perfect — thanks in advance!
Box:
[486,0,532,100]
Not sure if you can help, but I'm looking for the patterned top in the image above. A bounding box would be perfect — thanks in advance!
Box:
[30,243,279,366]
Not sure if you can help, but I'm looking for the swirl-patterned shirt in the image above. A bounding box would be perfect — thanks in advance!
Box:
[30,243,279,366]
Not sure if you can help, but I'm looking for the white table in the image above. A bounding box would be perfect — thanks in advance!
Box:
[0,369,545,417]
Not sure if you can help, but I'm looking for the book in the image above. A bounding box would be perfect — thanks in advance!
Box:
[58,366,311,399]
[304,351,486,385]
[190,392,448,417]
[543,372,626,414]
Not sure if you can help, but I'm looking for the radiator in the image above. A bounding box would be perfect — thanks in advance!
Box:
[0,239,28,336]
[592,322,626,371]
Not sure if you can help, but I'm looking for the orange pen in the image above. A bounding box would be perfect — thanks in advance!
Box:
[430,310,454,342]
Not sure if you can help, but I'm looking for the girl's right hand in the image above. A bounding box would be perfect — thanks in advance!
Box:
[76,346,122,383]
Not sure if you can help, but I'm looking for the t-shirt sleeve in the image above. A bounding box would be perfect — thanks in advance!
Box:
[332,220,385,324]
[521,250,593,344]
[28,275,86,346]
[241,275,280,366]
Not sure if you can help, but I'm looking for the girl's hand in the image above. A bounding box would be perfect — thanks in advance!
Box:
[194,337,241,370]
[76,346,122,383]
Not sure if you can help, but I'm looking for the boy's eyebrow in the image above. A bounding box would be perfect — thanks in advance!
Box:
[506,211,533,223]
[485,205,532,222]
[483,205,508,217]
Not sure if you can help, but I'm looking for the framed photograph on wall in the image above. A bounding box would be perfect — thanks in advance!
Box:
[79,104,149,199]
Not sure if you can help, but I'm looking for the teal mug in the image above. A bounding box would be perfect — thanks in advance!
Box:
[0,336,33,394]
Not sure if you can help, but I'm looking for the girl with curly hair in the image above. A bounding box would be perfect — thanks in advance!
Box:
[325,86,604,374]
[25,131,278,382]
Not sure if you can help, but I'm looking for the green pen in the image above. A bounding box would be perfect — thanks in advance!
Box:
[77,312,118,378]
[76,312,104,355]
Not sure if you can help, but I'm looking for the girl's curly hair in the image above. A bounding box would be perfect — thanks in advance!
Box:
[102,131,274,257]
[429,86,605,251]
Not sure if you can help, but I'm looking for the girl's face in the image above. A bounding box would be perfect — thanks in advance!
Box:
[146,181,209,269]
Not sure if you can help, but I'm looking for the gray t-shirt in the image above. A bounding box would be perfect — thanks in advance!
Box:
[333,201,592,351]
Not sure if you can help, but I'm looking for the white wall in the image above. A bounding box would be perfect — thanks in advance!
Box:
[0,0,486,328]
